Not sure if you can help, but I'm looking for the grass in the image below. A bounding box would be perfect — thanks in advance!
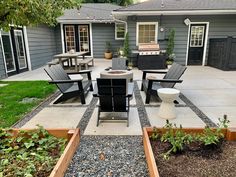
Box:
[0,81,56,127]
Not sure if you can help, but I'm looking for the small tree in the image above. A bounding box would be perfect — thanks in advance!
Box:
[166,29,175,58]
[0,0,80,31]
[123,32,129,58]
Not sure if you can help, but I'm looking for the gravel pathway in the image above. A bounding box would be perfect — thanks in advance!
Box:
[65,136,148,177]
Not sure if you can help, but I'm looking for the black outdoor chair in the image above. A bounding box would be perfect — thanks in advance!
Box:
[105,58,131,71]
[93,78,134,127]
[44,64,93,104]
[141,62,187,104]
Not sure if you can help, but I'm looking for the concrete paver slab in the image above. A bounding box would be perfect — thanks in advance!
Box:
[146,107,206,128]
[199,106,236,128]
[182,89,236,107]
[84,108,142,135]
[22,107,86,128]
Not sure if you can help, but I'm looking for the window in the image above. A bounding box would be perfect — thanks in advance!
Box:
[190,26,205,47]
[64,25,76,51]
[115,23,126,40]
[136,22,158,45]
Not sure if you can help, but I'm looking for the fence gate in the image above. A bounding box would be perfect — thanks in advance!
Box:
[208,37,236,70]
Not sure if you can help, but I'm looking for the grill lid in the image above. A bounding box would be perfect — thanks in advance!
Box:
[138,43,160,51]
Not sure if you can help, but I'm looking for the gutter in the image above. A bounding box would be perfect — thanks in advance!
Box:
[112,9,236,16]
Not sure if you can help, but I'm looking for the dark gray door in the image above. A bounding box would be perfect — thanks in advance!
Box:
[188,24,206,65]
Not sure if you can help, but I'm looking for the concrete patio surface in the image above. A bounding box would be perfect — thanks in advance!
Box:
[3,59,236,128]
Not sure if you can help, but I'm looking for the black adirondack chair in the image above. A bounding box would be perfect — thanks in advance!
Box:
[93,78,134,126]
[141,62,187,104]
[44,64,93,104]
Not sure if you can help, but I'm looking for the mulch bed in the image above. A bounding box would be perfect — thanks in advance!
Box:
[151,140,236,177]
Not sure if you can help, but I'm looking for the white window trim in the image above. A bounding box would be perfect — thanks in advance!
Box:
[115,23,126,40]
[0,31,17,73]
[136,22,158,46]
[185,22,209,66]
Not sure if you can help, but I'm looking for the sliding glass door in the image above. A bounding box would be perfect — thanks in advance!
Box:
[1,28,28,75]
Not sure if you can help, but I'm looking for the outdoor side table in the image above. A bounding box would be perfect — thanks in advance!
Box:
[157,88,180,119]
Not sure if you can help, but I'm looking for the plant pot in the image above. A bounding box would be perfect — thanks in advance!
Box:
[104,52,113,59]
[143,127,236,177]
[3,128,80,177]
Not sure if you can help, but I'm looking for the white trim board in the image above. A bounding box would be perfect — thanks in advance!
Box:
[136,22,158,46]
[112,10,236,16]
[185,22,209,66]
[23,27,32,71]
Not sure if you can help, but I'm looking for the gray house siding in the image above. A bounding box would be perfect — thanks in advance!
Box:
[0,41,6,79]
[92,23,124,58]
[55,25,63,54]
[26,25,58,69]
[127,15,236,65]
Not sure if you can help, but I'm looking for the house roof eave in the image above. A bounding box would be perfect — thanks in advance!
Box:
[112,9,236,16]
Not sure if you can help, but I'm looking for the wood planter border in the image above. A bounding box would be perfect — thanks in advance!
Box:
[9,128,80,177]
[143,127,236,177]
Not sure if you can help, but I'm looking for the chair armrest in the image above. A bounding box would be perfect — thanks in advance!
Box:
[67,70,91,75]
[48,79,82,84]
[148,78,183,83]
[127,83,134,97]
[142,70,168,74]
[142,70,168,80]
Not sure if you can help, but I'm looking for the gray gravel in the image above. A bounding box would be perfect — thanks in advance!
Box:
[65,136,148,177]
[134,81,151,127]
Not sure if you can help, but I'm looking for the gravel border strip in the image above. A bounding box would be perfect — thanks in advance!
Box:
[65,135,148,177]
[134,81,151,127]
[76,97,98,134]
[179,93,216,127]
[12,91,60,128]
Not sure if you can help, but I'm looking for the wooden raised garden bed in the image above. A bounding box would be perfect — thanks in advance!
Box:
[143,127,236,177]
[1,128,80,177]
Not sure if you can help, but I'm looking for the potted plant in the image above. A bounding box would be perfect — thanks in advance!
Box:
[166,29,175,68]
[143,116,236,177]
[104,41,113,59]
[123,32,132,68]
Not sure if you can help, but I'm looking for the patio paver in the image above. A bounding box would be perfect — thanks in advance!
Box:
[146,107,206,128]
[22,107,86,129]
[84,108,142,135]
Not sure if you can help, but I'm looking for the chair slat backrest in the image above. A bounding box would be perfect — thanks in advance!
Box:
[97,78,127,111]
[112,58,127,70]
[160,62,187,88]
[44,64,73,93]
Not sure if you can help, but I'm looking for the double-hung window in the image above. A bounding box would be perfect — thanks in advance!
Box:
[115,23,126,40]
[136,22,158,45]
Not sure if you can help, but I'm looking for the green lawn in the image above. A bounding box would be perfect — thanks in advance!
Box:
[0,81,56,127]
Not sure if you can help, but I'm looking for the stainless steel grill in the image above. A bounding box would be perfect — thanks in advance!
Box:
[138,43,160,55]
